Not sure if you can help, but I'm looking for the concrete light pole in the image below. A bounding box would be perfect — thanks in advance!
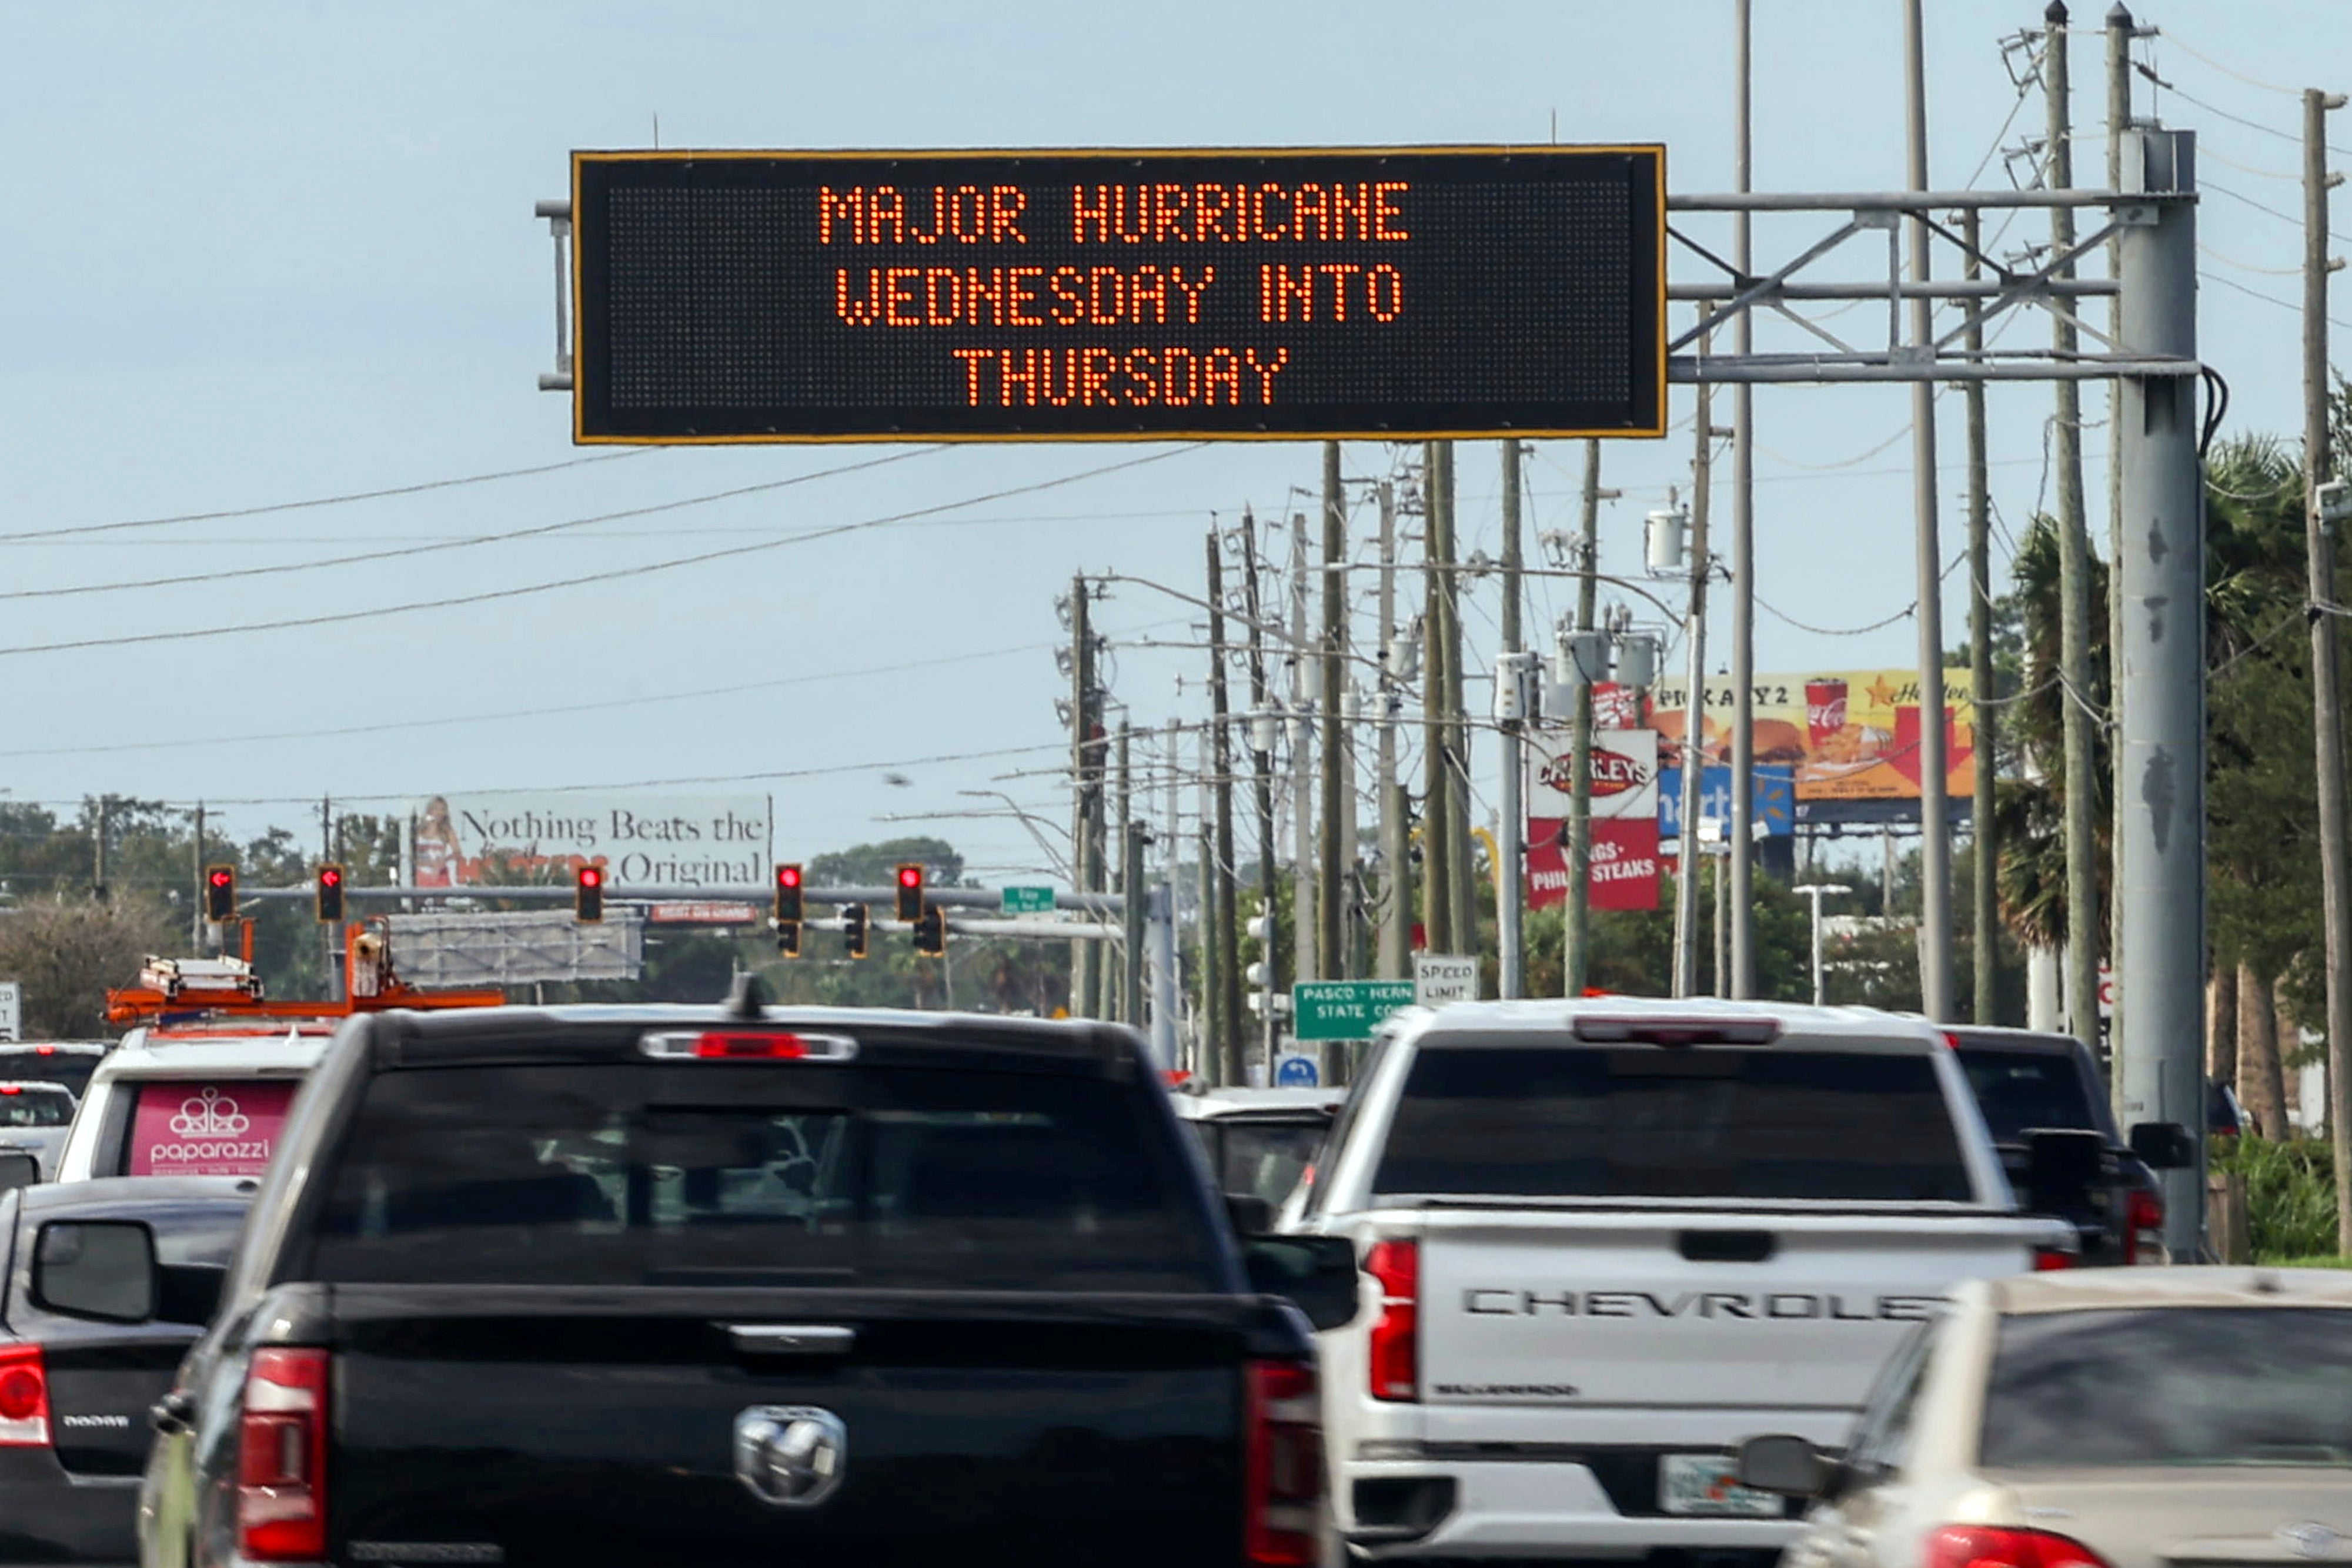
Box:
[1792,882,1853,1007]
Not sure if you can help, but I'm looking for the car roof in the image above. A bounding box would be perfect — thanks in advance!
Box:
[95,1028,331,1079]
[1413,995,1947,1050]
[0,1081,74,1094]
[1987,1265,2352,1314]
[1945,1026,2091,1056]
[18,1175,260,1216]
[1172,1087,1343,1119]
[0,1042,108,1056]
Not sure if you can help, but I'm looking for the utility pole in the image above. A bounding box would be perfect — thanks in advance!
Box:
[2301,87,2352,1250]
[1238,515,1281,1073]
[2106,2,2136,1086]
[92,797,111,901]
[1964,206,2000,1025]
[1069,575,1100,1018]
[1288,511,1315,987]
[1206,531,1243,1082]
[1565,440,1606,996]
[2047,4,2103,1053]
[1436,443,1476,959]
[1422,443,1455,956]
[1375,481,1412,979]
[1108,721,1133,1021]
[1728,0,1759,999]
[2113,125,2203,1258]
[1123,818,1147,1030]
[1673,371,1716,999]
[1319,443,1347,985]
[1501,440,1524,653]
[1496,651,1534,998]
[190,801,206,950]
[1904,0,1955,1022]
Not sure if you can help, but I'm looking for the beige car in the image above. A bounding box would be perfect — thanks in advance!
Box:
[1736,1268,2352,1568]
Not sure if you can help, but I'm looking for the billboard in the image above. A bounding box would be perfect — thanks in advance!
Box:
[1633,668,1977,803]
[570,146,1666,443]
[1659,765,1796,843]
[409,794,771,888]
[1524,728,1661,912]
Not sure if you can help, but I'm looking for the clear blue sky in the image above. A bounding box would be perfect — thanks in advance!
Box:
[0,1,2340,884]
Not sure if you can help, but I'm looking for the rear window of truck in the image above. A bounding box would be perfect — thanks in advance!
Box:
[1955,1047,2100,1144]
[1374,1045,1972,1201]
[309,1061,1218,1292]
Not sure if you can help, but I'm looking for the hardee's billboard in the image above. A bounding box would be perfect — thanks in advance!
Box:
[1618,667,1977,802]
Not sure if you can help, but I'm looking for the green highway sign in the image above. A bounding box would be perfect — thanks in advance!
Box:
[1292,979,1417,1042]
[1000,886,1058,915]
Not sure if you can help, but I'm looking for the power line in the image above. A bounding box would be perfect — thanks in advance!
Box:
[0,450,653,545]
[0,446,1206,660]
[0,447,945,603]
[2204,179,2304,229]
[2199,241,2301,276]
[2201,267,2352,332]
[2156,31,2311,99]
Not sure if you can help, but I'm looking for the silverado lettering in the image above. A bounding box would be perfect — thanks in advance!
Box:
[1464,1288,1944,1321]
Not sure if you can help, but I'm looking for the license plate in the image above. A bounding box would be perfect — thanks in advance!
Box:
[1658,1452,1785,1517]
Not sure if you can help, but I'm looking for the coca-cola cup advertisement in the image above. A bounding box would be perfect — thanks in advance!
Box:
[1805,678,1849,750]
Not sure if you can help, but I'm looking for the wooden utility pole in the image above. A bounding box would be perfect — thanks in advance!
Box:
[1964,207,1999,1025]
[1435,442,1475,958]
[1565,439,1604,995]
[1421,443,1454,955]
[1375,482,1412,979]
[1205,531,1243,1082]
[2300,86,2352,1246]
[1319,442,1348,982]
[1238,516,1281,1074]
[1069,575,1100,1017]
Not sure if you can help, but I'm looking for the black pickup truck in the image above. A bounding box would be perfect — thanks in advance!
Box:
[139,992,1356,1568]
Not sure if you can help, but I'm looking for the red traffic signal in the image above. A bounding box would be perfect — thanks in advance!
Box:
[575,864,606,924]
[203,864,237,924]
[314,863,346,924]
[774,862,804,924]
[895,863,924,922]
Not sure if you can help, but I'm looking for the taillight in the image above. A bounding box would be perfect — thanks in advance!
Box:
[2123,1187,2164,1265]
[1365,1239,1418,1402]
[2033,1248,2077,1271]
[1245,1358,1321,1566]
[1928,1525,2114,1568]
[639,1030,857,1061]
[0,1345,49,1446]
[239,1348,329,1562]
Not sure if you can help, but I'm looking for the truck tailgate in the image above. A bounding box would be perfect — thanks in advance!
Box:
[326,1285,1257,1568]
[1412,1206,2055,1410]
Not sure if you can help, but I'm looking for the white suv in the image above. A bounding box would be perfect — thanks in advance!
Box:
[54,1023,333,1182]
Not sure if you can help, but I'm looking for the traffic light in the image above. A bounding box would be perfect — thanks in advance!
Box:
[575,864,606,923]
[913,902,946,958]
[841,902,870,960]
[203,864,236,924]
[774,862,804,924]
[894,863,924,922]
[776,920,802,959]
[314,864,346,924]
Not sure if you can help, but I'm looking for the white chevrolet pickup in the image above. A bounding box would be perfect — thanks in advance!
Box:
[1287,997,2073,1567]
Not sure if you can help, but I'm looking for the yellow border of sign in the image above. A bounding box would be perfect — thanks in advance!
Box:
[568,144,1669,447]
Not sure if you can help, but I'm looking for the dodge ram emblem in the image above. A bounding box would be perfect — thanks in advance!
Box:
[733,1406,847,1509]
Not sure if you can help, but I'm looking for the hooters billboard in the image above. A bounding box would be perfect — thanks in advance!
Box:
[1524,728,1661,912]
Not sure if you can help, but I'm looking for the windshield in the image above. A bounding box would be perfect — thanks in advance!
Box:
[0,1052,100,1096]
[312,1060,1217,1292]
[1374,1045,1971,1202]
[0,1091,71,1128]
[1982,1308,2352,1469]
[1216,1122,1324,1205]
[1958,1047,2100,1144]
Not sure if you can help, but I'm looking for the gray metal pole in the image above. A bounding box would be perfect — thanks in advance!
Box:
[1674,385,1716,999]
[1289,513,1315,988]
[1376,482,1411,979]
[1728,0,1759,998]
[2301,88,2352,1250]
[1070,575,1098,1018]
[1206,533,1244,1081]
[1963,206,2000,1025]
[1502,441,1524,654]
[2106,2,2136,1095]
[1148,878,1178,1068]
[2051,3,2104,1056]
[1497,655,1527,998]
[2113,126,2203,1258]
[1566,440,1603,996]
[1423,444,1455,955]
[1811,887,1826,1005]
[1109,722,1133,1021]
[1438,445,1476,959]
[1238,517,1282,1074]
[1123,819,1147,1029]
[1320,443,1347,985]
[1905,0,1955,1021]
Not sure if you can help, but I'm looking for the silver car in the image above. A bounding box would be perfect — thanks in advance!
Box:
[1739,1269,2352,1568]
[0,1080,77,1179]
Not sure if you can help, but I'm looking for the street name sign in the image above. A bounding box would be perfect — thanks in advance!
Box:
[1413,953,1479,1006]
[1000,886,1057,915]
[570,146,1665,443]
[1292,978,1416,1042]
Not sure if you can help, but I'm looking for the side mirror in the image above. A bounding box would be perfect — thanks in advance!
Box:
[1225,1193,1275,1236]
[1242,1235,1361,1332]
[2129,1121,2196,1171]
[34,1220,156,1323]
[0,1154,39,1193]
[2023,1128,2104,1215]
[1736,1433,1833,1497]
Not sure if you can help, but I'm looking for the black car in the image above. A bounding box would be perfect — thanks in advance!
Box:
[1947,1027,2191,1265]
[0,1176,250,1565]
